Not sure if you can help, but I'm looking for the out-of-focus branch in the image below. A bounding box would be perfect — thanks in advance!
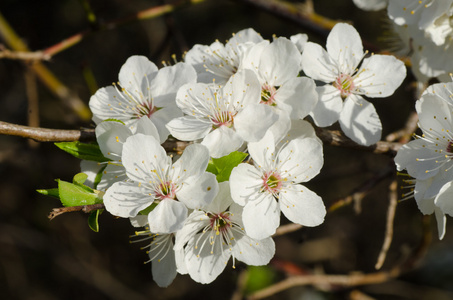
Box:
[0,48,50,61]
[42,0,205,58]
[0,11,91,121]
[385,111,419,143]
[48,203,105,220]
[248,215,432,299]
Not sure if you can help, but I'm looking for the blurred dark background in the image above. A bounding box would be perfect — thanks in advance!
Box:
[1,0,453,299]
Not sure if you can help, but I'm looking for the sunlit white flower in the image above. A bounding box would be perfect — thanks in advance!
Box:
[174,182,275,284]
[166,69,277,158]
[242,37,318,140]
[185,28,264,84]
[103,134,219,233]
[94,117,160,191]
[230,132,326,239]
[301,23,406,146]
[353,0,387,11]
[89,56,196,142]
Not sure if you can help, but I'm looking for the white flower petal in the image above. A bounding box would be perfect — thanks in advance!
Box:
[435,181,453,216]
[174,210,209,250]
[118,56,158,96]
[434,206,447,240]
[166,116,212,141]
[122,134,167,183]
[232,234,275,266]
[301,42,338,82]
[148,199,188,233]
[204,182,233,214]
[326,23,364,73]
[278,137,324,183]
[97,164,127,191]
[177,172,219,209]
[242,193,280,240]
[89,86,130,123]
[149,105,183,143]
[184,233,231,284]
[172,143,210,179]
[104,181,152,218]
[134,117,160,141]
[276,76,318,119]
[235,103,277,142]
[129,215,148,227]
[279,184,326,227]
[339,96,382,146]
[230,163,264,206]
[152,244,177,288]
[96,121,131,160]
[309,85,343,127]
[356,55,406,98]
[201,126,244,158]
[150,62,196,98]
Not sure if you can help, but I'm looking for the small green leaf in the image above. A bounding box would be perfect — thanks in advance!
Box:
[55,141,109,162]
[209,151,248,182]
[206,160,219,175]
[244,266,276,294]
[88,209,102,232]
[36,188,60,198]
[57,179,100,207]
[73,172,88,185]
[139,203,158,215]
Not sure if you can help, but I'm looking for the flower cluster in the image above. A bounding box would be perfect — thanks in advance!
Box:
[353,0,453,82]
[395,80,453,239]
[83,25,406,286]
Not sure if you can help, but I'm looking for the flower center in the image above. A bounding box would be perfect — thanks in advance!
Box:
[260,84,278,106]
[155,181,177,200]
[262,171,283,194]
[447,140,453,154]
[209,212,232,235]
[211,111,234,129]
[333,73,355,98]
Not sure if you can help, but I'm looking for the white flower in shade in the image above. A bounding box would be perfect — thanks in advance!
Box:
[130,215,186,287]
[242,37,318,141]
[400,177,447,240]
[353,0,387,11]
[185,28,264,84]
[94,117,160,191]
[395,95,453,193]
[229,132,326,240]
[89,56,196,143]
[166,69,277,158]
[103,134,219,233]
[290,33,309,53]
[174,182,275,284]
[301,23,406,146]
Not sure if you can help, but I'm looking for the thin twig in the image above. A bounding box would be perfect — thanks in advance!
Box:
[385,111,419,143]
[273,223,303,237]
[0,121,403,155]
[375,179,398,270]
[48,203,105,220]
[247,216,432,299]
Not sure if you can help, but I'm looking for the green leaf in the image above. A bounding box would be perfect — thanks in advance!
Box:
[208,151,248,182]
[244,266,275,294]
[57,179,100,207]
[55,141,109,162]
[88,209,102,232]
[72,173,94,193]
[36,188,59,198]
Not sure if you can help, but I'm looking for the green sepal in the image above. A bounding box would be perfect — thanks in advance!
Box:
[102,118,125,125]
[93,165,107,189]
[88,209,102,232]
[55,141,109,162]
[36,188,60,198]
[139,202,158,215]
[207,151,248,182]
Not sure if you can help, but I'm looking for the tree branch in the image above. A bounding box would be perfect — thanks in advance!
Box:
[48,203,105,220]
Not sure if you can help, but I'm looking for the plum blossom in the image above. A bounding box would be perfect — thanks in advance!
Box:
[94,117,160,191]
[166,69,277,158]
[229,132,326,240]
[174,182,275,284]
[301,23,406,146]
[395,91,453,238]
[89,55,196,143]
[185,28,264,84]
[242,37,318,140]
[103,134,219,234]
